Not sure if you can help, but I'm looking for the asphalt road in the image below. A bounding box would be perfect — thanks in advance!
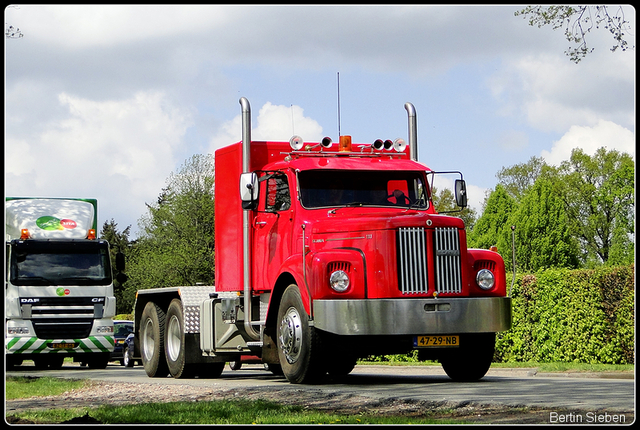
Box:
[6,362,634,414]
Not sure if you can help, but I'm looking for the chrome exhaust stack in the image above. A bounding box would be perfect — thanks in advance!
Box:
[239,97,260,341]
[404,102,418,161]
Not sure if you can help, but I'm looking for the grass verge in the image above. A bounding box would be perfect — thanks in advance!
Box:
[6,376,88,400]
[8,399,456,425]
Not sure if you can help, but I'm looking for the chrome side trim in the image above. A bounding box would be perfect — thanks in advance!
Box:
[313,297,511,335]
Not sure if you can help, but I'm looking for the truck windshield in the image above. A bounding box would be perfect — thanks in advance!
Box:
[298,170,428,209]
[9,241,113,286]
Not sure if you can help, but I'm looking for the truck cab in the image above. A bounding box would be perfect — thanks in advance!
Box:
[133,98,511,384]
[5,198,120,369]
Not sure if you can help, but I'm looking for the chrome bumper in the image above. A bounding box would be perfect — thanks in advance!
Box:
[312,297,511,336]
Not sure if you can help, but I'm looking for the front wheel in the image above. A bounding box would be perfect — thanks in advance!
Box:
[277,285,325,384]
[440,333,495,382]
[87,354,109,369]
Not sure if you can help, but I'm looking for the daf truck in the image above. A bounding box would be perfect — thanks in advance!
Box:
[6,197,123,369]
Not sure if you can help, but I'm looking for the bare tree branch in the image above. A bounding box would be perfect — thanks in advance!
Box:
[515,5,634,63]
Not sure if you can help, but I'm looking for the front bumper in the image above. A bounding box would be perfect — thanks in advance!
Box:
[312,297,511,335]
[6,336,114,355]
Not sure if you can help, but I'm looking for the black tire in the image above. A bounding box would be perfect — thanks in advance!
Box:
[440,333,495,382]
[7,356,23,369]
[327,356,357,377]
[87,354,109,369]
[140,301,169,377]
[124,346,135,367]
[229,361,242,371]
[264,363,284,376]
[33,356,49,369]
[276,285,326,384]
[49,355,65,370]
[195,362,225,378]
[164,299,194,378]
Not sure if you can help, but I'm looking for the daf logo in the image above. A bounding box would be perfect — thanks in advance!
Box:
[20,298,40,304]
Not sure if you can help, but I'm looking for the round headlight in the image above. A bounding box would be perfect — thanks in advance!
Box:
[329,270,350,292]
[476,269,495,290]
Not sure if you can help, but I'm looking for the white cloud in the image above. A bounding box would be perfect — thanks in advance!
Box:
[466,183,488,215]
[498,130,529,151]
[489,50,635,134]
[11,5,230,50]
[5,91,193,232]
[208,102,324,153]
[541,120,635,166]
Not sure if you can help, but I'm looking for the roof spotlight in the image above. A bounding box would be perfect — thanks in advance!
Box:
[393,138,407,153]
[290,135,304,150]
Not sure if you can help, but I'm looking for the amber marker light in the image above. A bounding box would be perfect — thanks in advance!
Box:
[339,135,352,152]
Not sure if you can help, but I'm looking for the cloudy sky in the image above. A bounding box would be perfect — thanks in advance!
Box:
[5,5,635,238]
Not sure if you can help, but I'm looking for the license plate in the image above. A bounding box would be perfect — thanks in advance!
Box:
[48,342,77,349]
[413,335,460,348]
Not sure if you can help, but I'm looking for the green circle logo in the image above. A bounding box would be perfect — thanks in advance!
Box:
[36,216,64,231]
[36,216,77,231]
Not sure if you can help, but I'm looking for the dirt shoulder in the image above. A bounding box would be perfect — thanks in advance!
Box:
[5,378,634,425]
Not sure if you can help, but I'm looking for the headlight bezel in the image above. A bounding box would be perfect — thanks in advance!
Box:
[476,268,495,290]
[329,269,350,293]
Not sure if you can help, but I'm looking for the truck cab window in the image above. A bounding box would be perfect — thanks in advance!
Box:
[10,241,112,286]
[265,172,291,212]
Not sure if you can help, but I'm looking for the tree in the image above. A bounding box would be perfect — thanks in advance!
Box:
[557,147,634,266]
[515,5,634,63]
[467,184,517,257]
[5,25,23,39]
[496,156,547,202]
[127,154,216,296]
[504,173,581,272]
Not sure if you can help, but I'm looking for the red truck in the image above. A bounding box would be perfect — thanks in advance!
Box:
[133,97,511,384]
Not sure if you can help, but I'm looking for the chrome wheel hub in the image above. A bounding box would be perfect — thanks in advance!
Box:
[279,307,302,364]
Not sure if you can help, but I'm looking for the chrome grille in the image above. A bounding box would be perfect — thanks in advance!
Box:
[434,227,462,294]
[397,227,462,295]
[397,228,428,294]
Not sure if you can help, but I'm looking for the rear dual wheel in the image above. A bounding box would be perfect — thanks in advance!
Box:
[164,299,226,378]
[142,299,224,379]
[140,301,169,377]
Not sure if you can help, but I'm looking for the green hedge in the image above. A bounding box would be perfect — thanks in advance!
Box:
[496,265,634,365]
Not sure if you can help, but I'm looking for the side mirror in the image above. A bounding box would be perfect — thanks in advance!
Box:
[455,179,467,208]
[115,252,126,272]
[240,172,259,210]
[116,272,128,284]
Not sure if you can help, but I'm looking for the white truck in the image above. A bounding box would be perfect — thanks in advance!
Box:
[5,197,124,369]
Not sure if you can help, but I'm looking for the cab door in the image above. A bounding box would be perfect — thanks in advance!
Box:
[252,171,293,292]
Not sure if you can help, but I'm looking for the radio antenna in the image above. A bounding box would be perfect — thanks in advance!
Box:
[337,72,341,138]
